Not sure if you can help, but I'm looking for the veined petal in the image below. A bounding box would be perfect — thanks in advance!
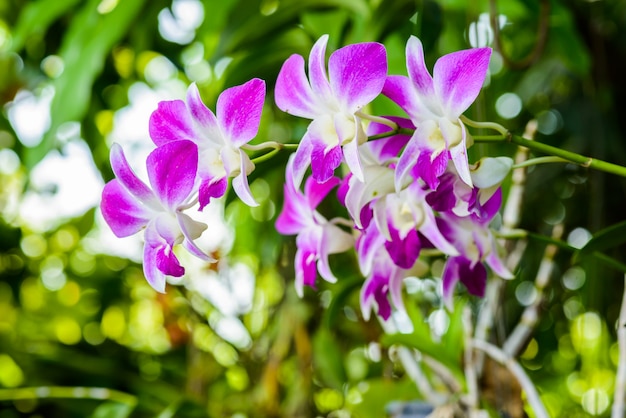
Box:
[308,34,333,102]
[385,226,420,269]
[275,54,320,119]
[329,42,387,112]
[147,140,198,210]
[310,140,342,183]
[406,36,435,99]
[110,143,155,204]
[433,47,491,118]
[143,242,167,293]
[414,148,449,191]
[217,78,266,147]
[457,257,487,298]
[382,76,421,121]
[198,176,227,211]
[149,100,196,146]
[419,210,458,256]
[186,83,222,141]
[294,247,317,297]
[101,179,151,238]
[356,221,386,276]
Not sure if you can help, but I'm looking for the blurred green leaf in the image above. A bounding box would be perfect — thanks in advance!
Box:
[312,327,347,390]
[575,220,626,261]
[90,402,135,418]
[24,0,147,169]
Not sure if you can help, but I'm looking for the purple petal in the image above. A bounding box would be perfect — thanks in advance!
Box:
[304,175,340,209]
[425,172,457,212]
[458,257,487,297]
[217,78,266,147]
[147,140,198,210]
[385,226,420,269]
[476,188,502,222]
[485,237,514,279]
[356,221,385,275]
[186,83,221,138]
[442,256,461,309]
[361,272,392,321]
[329,42,387,112]
[143,243,167,293]
[382,76,420,120]
[433,48,491,118]
[366,116,414,162]
[308,35,333,101]
[394,131,422,192]
[275,54,320,119]
[450,139,472,187]
[276,156,312,235]
[406,36,435,99]
[198,176,227,211]
[101,180,151,238]
[413,148,449,191]
[149,100,196,146]
[109,143,155,204]
[291,135,313,188]
[310,141,342,183]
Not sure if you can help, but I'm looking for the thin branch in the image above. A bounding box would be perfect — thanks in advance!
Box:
[471,340,549,418]
[612,274,626,418]
[503,224,563,357]
[463,306,479,411]
[0,386,137,405]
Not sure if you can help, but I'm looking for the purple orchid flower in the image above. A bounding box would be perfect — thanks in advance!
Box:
[275,155,354,296]
[101,141,212,292]
[149,79,266,209]
[275,34,387,185]
[383,36,491,191]
[436,192,513,309]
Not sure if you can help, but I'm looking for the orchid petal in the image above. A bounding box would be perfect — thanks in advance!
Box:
[275,54,320,119]
[186,83,222,140]
[449,127,472,187]
[149,100,196,146]
[406,36,435,99]
[232,153,258,207]
[419,211,458,256]
[198,176,227,211]
[310,141,342,183]
[366,116,414,162]
[382,75,421,120]
[291,135,313,188]
[441,257,461,310]
[342,129,364,182]
[308,34,333,102]
[329,42,387,112]
[109,143,155,204]
[294,247,317,297]
[345,165,394,227]
[414,148,449,191]
[218,78,266,147]
[486,238,514,279]
[101,180,151,237]
[304,175,340,209]
[458,257,487,298]
[147,140,198,210]
[177,212,214,262]
[385,226,420,269]
[433,47,491,118]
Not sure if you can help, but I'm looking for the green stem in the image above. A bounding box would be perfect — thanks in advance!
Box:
[251,148,281,165]
[355,111,398,128]
[367,128,414,141]
[512,156,570,169]
[0,386,137,405]
[474,133,626,178]
[461,115,508,136]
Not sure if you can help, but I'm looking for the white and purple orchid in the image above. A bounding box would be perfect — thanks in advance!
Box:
[383,36,491,191]
[101,141,211,292]
[275,155,354,296]
[275,34,387,186]
[149,78,266,209]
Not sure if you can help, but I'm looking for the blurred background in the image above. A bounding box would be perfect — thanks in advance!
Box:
[1,0,626,416]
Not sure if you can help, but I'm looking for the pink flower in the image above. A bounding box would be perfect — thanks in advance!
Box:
[275,35,387,185]
[101,141,211,292]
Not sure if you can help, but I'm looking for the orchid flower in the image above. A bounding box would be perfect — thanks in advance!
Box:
[436,190,514,309]
[275,155,354,296]
[345,164,457,269]
[101,141,211,292]
[149,79,266,209]
[275,34,387,185]
[383,36,491,191]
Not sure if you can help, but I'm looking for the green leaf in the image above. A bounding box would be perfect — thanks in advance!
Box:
[312,327,348,390]
[90,402,134,418]
[24,0,148,169]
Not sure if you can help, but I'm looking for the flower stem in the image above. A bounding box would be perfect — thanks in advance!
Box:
[461,115,508,136]
[0,386,137,405]
[355,111,398,129]
[473,133,626,178]
[251,148,281,165]
[512,156,570,169]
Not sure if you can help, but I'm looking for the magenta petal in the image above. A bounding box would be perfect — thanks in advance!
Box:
[394,132,421,191]
[382,76,420,120]
[310,141,342,183]
[433,48,491,118]
[143,243,167,293]
[308,35,333,101]
[198,176,227,211]
[109,143,155,204]
[366,116,414,162]
[147,140,198,210]
[406,36,435,99]
[458,257,487,297]
[217,78,265,147]
[101,180,151,238]
[186,83,220,135]
[149,100,196,146]
[275,54,320,119]
[414,149,449,190]
[294,247,318,296]
[329,42,387,111]
[441,257,461,309]
[304,175,340,209]
[385,227,420,269]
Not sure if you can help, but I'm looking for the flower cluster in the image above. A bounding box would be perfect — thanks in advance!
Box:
[101,34,514,320]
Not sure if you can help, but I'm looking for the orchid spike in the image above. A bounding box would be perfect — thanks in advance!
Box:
[383,35,491,191]
[149,79,266,209]
[275,34,387,186]
[101,141,212,292]
[275,154,354,296]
